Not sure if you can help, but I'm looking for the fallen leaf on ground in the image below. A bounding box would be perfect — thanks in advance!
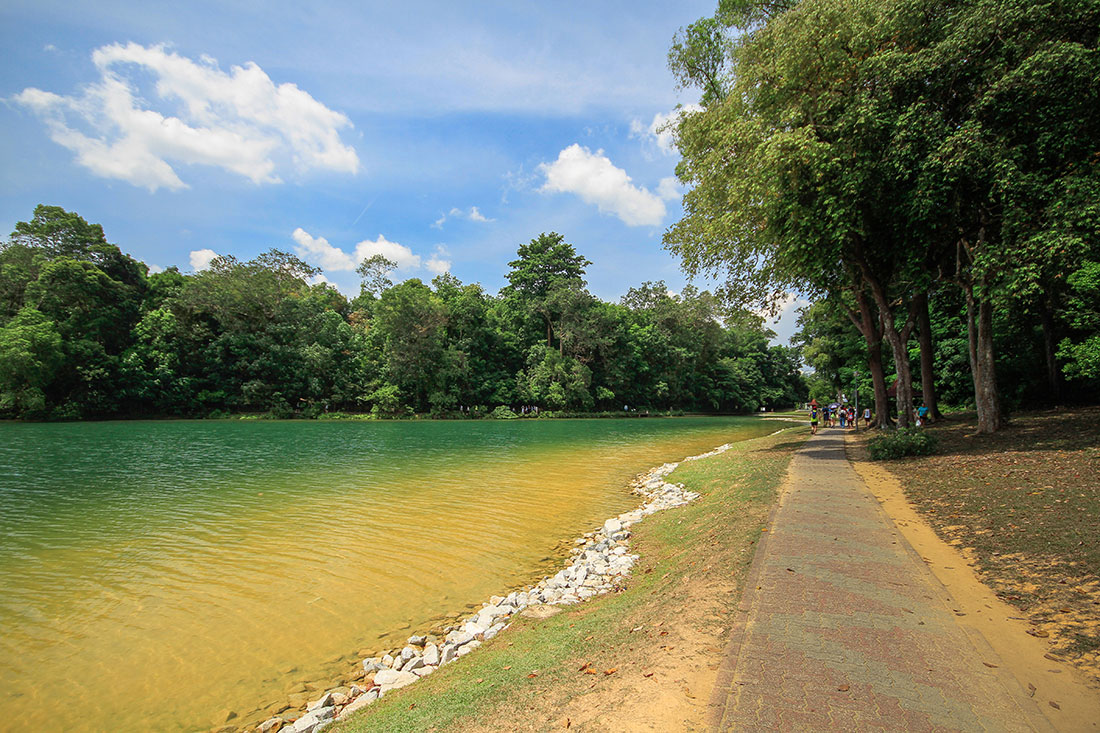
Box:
[503,665,512,670]
[476,678,483,684]
[585,669,597,675]
[631,626,644,633]
[982,662,998,668]
[604,668,617,675]
[643,671,654,678]
[1049,701,1061,710]
[837,684,850,692]
[579,662,590,671]
[527,672,539,678]
[1027,629,1050,638]
[683,686,695,698]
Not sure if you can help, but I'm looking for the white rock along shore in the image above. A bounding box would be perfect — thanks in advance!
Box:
[252,441,742,733]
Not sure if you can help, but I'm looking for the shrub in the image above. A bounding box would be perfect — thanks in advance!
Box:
[867,427,938,460]
[489,405,518,419]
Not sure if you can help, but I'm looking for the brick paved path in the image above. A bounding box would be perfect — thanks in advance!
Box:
[709,430,1053,732]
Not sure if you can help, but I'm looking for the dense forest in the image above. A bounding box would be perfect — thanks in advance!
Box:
[665,0,1100,431]
[0,206,806,420]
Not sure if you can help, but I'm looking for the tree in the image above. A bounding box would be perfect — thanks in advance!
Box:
[372,279,449,412]
[666,0,1100,431]
[357,254,398,298]
[0,307,63,417]
[501,232,592,351]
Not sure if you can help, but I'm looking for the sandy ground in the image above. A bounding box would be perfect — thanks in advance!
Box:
[460,564,739,732]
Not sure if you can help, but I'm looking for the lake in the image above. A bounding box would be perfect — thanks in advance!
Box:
[0,416,778,731]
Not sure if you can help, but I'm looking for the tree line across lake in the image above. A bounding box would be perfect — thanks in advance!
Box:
[0,206,806,420]
[665,0,1100,431]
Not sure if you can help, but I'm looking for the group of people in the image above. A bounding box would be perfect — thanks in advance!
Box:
[808,401,935,434]
[808,403,872,435]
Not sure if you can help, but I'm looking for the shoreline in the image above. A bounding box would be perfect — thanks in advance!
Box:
[0,409,801,424]
[243,438,759,733]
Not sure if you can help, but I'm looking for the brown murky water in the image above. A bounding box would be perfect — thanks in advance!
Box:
[0,417,776,731]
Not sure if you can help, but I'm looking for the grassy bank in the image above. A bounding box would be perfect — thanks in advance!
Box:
[859,407,1100,682]
[330,426,808,732]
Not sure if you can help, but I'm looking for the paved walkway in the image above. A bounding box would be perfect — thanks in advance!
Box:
[709,429,1053,732]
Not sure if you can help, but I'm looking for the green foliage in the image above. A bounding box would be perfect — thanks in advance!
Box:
[867,428,939,461]
[1057,261,1100,381]
[665,0,1100,428]
[0,206,808,420]
[488,405,519,419]
[356,254,397,298]
[367,384,405,419]
[0,307,63,418]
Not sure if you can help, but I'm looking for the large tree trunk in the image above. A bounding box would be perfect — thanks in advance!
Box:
[914,291,941,419]
[867,337,891,429]
[846,287,892,428]
[865,275,917,429]
[1038,296,1062,402]
[965,282,1003,433]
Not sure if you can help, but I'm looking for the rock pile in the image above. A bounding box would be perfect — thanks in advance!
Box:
[252,446,720,732]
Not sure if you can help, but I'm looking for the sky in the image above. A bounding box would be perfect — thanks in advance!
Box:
[0,0,807,343]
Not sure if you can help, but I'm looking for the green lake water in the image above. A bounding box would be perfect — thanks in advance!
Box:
[0,416,781,731]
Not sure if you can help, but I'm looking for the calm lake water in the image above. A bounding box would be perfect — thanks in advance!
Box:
[0,416,778,731]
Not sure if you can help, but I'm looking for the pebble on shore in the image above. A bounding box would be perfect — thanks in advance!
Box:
[248,444,733,733]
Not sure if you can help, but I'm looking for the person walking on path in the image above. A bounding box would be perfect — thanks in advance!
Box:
[709,430,1056,732]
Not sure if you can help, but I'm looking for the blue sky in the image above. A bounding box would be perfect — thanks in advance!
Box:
[1,0,806,341]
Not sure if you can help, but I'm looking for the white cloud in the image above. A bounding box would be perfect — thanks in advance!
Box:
[539,144,666,227]
[353,235,421,271]
[190,248,218,271]
[432,205,494,228]
[468,206,491,222]
[13,42,359,191]
[147,263,165,274]
[425,245,452,275]
[630,104,702,156]
[292,228,426,274]
[657,176,681,201]
[292,227,355,271]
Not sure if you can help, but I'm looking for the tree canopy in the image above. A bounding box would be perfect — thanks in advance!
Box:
[664,0,1100,430]
[0,209,807,420]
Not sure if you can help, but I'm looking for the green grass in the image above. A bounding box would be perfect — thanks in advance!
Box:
[330,426,807,732]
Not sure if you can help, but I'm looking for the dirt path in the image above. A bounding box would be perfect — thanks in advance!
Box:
[708,429,1086,731]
